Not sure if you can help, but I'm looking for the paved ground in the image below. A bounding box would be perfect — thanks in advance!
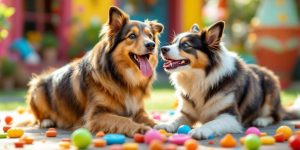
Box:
[0,111,299,150]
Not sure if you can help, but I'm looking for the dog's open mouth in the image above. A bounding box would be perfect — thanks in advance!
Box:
[129,52,152,77]
[163,59,190,70]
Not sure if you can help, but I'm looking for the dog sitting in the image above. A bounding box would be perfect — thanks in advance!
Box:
[155,21,299,139]
[26,6,163,137]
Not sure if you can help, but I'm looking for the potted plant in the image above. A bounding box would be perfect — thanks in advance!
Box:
[41,33,58,64]
[0,57,17,90]
[250,0,300,88]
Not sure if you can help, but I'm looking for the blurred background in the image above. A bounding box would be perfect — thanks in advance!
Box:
[0,0,300,112]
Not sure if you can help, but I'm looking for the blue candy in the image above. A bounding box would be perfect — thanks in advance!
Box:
[207,133,215,140]
[177,125,191,134]
[103,134,126,145]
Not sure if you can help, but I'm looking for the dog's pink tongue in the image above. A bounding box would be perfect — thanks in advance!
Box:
[138,56,153,77]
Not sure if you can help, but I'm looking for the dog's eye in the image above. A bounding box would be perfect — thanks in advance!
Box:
[128,33,137,39]
[182,43,190,48]
[148,34,153,39]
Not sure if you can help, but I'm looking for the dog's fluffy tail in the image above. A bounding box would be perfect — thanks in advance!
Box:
[283,96,300,120]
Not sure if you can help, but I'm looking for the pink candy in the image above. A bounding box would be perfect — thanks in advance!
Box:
[144,129,163,144]
[168,134,192,145]
[245,127,261,136]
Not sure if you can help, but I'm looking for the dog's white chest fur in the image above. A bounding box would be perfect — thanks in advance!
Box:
[125,94,140,115]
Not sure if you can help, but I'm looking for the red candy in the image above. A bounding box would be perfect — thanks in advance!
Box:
[295,124,300,129]
[5,116,13,124]
[14,141,24,148]
[274,133,285,142]
[133,133,144,143]
[3,126,11,132]
[289,134,300,150]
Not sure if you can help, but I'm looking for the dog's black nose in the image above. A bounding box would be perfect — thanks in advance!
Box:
[161,46,170,54]
[145,42,155,51]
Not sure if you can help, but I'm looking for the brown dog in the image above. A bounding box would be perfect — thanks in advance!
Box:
[26,6,163,136]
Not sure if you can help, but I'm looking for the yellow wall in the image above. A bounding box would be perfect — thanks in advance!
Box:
[182,0,203,32]
[72,0,115,27]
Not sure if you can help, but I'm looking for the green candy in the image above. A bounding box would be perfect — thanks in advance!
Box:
[0,133,7,138]
[245,134,261,150]
[71,128,92,149]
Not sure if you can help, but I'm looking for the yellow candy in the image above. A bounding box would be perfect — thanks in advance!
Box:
[123,143,138,150]
[16,106,25,114]
[159,129,167,134]
[260,136,275,145]
[260,132,267,136]
[276,125,292,140]
[7,128,24,138]
[240,137,246,144]
[59,141,71,149]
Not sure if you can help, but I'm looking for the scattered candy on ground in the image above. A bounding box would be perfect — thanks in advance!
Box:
[104,134,126,145]
[177,125,191,134]
[93,139,106,147]
[168,134,191,145]
[0,133,7,138]
[14,141,24,148]
[245,127,261,136]
[149,140,163,150]
[289,134,300,150]
[260,136,275,145]
[133,133,145,143]
[96,131,105,137]
[244,134,261,150]
[184,139,198,150]
[208,140,215,145]
[71,128,92,149]
[7,128,24,138]
[20,136,34,144]
[164,144,177,150]
[220,134,237,148]
[144,129,163,144]
[260,132,267,136]
[3,125,11,132]
[59,141,71,149]
[16,106,25,114]
[123,142,139,150]
[274,132,285,142]
[276,125,292,140]
[109,144,123,150]
[295,124,300,129]
[5,115,13,124]
[46,130,57,137]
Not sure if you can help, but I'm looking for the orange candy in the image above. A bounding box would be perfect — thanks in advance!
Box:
[93,139,106,147]
[149,140,163,150]
[220,134,237,148]
[59,141,71,149]
[164,144,177,150]
[133,133,144,143]
[46,130,57,137]
[208,140,215,145]
[96,131,105,137]
[274,133,285,142]
[184,139,198,150]
[5,116,13,124]
[20,136,34,144]
[276,125,292,140]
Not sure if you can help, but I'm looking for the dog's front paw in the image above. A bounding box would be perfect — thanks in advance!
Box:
[189,127,214,140]
[128,125,151,137]
[154,123,177,133]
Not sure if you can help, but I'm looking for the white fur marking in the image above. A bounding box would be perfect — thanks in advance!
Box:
[253,117,274,127]
[125,94,140,116]
[189,114,243,139]
[41,119,55,128]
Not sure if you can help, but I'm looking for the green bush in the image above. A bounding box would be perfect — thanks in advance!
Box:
[0,57,17,77]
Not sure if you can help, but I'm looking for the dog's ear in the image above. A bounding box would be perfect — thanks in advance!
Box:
[148,20,164,34]
[190,24,200,33]
[108,6,129,32]
[206,21,225,46]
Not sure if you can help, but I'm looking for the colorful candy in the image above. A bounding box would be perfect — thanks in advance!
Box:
[220,134,237,148]
[260,136,275,145]
[184,139,198,150]
[295,124,300,129]
[149,140,163,150]
[276,125,292,140]
[3,125,11,132]
[5,115,13,124]
[20,136,34,144]
[208,140,215,145]
[133,133,144,143]
[96,131,105,137]
[240,137,246,144]
[103,134,126,145]
[244,134,261,150]
[123,143,138,150]
[245,127,261,136]
[289,134,300,150]
[59,141,71,149]
[93,139,106,147]
[0,133,7,138]
[260,132,267,136]
[109,145,123,150]
[274,132,285,142]
[7,128,24,138]
[164,144,177,150]
[177,125,191,134]
[46,130,57,137]
[14,141,24,148]
[16,106,25,114]
[168,134,191,145]
[71,128,92,149]
[144,129,163,144]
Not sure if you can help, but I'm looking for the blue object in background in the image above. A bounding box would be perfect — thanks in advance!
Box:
[177,125,191,134]
[10,38,35,60]
[103,134,126,145]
